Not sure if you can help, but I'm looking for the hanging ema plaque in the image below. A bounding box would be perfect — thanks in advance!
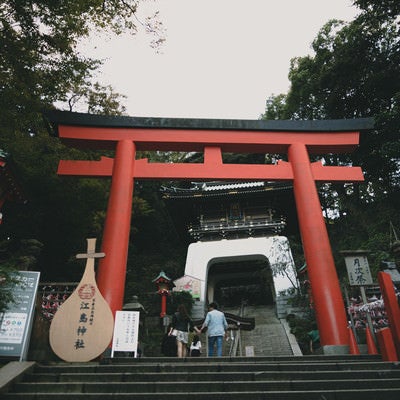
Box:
[49,238,114,362]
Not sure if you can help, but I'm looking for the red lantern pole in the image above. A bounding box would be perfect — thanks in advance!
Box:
[160,291,168,318]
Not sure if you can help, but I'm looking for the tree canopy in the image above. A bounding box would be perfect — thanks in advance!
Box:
[0,1,166,290]
[262,0,400,278]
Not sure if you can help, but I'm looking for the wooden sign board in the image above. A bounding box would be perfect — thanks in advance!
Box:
[344,254,373,286]
[49,239,114,362]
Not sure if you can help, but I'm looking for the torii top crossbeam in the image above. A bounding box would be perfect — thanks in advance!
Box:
[47,110,372,152]
[46,110,374,353]
[46,111,372,182]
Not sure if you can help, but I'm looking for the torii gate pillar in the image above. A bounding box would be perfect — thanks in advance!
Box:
[96,140,135,314]
[289,143,348,346]
[46,110,374,353]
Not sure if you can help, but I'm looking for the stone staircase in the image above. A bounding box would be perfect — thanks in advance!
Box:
[222,304,294,356]
[3,302,400,399]
[2,355,400,399]
[239,304,294,356]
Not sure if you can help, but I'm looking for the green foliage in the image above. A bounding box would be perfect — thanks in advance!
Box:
[329,202,399,280]
[0,237,42,312]
[262,5,400,200]
[285,9,399,200]
[263,94,289,120]
[168,291,194,316]
[0,1,167,282]
[354,0,400,18]
[0,238,43,270]
[1,0,163,126]
[285,290,317,355]
[134,290,194,324]
[262,3,400,281]
[141,324,165,356]
[0,139,114,280]
[286,313,315,355]
[0,266,20,313]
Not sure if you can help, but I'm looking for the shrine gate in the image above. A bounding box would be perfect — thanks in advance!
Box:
[46,110,373,353]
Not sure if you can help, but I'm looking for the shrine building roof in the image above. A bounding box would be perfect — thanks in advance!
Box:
[161,181,292,199]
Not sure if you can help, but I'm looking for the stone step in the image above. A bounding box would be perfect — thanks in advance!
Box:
[9,378,400,394]
[22,368,400,383]
[2,355,399,400]
[3,388,400,400]
[26,357,388,376]
[107,354,380,363]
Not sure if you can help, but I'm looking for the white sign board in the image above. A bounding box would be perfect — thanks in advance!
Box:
[0,271,40,360]
[345,255,373,286]
[111,311,140,357]
[245,345,255,357]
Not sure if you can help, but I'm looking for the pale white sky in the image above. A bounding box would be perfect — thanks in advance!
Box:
[80,0,358,120]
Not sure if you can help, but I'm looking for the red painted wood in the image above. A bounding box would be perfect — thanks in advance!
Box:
[376,328,399,361]
[160,294,167,318]
[58,158,363,182]
[288,142,349,347]
[378,271,400,357]
[310,161,364,182]
[58,125,361,154]
[366,327,378,355]
[96,140,135,317]
[348,327,360,355]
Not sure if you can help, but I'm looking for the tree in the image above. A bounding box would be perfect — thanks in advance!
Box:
[263,94,289,120]
[0,238,43,312]
[287,9,399,199]
[354,0,400,18]
[263,3,400,201]
[0,1,166,281]
[262,2,400,279]
[0,1,164,128]
[0,265,20,313]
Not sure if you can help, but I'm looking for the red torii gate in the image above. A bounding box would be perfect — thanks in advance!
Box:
[46,110,373,351]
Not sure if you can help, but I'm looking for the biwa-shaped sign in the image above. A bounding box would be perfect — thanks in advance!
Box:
[49,238,114,362]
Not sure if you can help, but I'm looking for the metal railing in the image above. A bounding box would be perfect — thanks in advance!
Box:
[228,301,247,357]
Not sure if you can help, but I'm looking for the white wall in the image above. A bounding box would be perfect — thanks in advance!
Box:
[184,236,297,303]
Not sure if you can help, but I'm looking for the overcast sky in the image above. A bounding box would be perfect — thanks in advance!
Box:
[80,0,358,120]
